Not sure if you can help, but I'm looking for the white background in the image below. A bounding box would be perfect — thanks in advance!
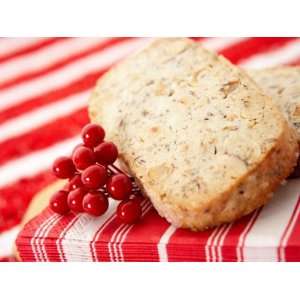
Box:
[0,0,299,36]
[1,0,300,299]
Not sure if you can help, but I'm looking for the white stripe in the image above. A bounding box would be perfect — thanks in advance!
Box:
[39,215,63,261]
[0,38,109,83]
[109,223,128,262]
[31,214,60,261]
[106,212,125,262]
[0,136,80,188]
[117,201,152,262]
[242,179,300,262]
[108,199,150,262]
[279,200,300,261]
[0,90,89,142]
[62,199,118,262]
[216,223,233,262]
[0,38,151,111]
[210,225,227,262]
[204,227,220,262]
[0,38,47,56]
[157,225,176,262]
[0,226,19,258]
[56,215,81,262]
[236,210,259,262]
[201,37,249,52]
[240,39,300,69]
[90,208,118,261]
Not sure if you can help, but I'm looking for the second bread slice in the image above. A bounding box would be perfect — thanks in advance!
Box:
[250,67,300,177]
[250,67,300,141]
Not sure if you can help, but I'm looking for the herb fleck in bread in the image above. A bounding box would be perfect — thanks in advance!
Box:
[89,38,299,231]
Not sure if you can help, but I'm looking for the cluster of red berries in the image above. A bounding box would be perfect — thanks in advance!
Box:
[49,123,143,224]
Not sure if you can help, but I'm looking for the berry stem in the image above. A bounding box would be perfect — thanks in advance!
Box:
[108,164,126,175]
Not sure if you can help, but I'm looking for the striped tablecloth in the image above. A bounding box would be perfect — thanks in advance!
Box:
[1,37,300,261]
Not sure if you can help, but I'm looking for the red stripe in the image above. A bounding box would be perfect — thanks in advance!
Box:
[1,37,296,164]
[237,209,261,261]
[0,37,293,125]
[0,69,106,124]
[0,171,55,233]
[93,214,123,261]
[280,197,300,261]
[218,213,257,262]
[91,202,154,261]
[0,108,88,165]
[210,225,229,262]
[219,37,297,64]
[44,213,78,262]
[34,215,62,261]
[166,210,263,262]
[0,256,17,262]
[0,38,68,64]
[0,38,296,123]
[287,57,300,66]
[167,227,216,262]
[90,213,118,261]
[15,206,54,261]
[0,38,131,90]
[277,197,300,261]
[121,207,170,262]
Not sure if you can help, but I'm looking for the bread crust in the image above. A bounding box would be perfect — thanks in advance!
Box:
[89,38,299,231]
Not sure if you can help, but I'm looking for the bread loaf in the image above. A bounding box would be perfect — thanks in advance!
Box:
[89,38,299,230]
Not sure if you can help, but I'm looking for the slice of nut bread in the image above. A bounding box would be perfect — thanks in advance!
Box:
[89,38,299,231]
[250,67,300,177]
[250,67,300,141]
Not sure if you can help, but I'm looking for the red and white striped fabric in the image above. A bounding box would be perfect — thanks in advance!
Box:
[1,37,300,261]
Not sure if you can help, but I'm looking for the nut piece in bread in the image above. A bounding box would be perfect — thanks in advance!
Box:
[89,38,299,231]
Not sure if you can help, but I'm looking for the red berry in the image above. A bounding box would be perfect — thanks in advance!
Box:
[52,156,76,179]
[117,199,142,224]
[49,190,70,215]
[81,124,105,148]
[68,174,83,191]
[67,188,86,212]
[72,143,84,156]
[94,142,118,165]
[83,192,109,216]
[72,146,95,170]
[81,164,107,189]
[106,174,132,200]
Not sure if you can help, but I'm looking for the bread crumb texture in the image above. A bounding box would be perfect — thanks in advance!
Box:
[250,67,300,140]
[89,38,299,230]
